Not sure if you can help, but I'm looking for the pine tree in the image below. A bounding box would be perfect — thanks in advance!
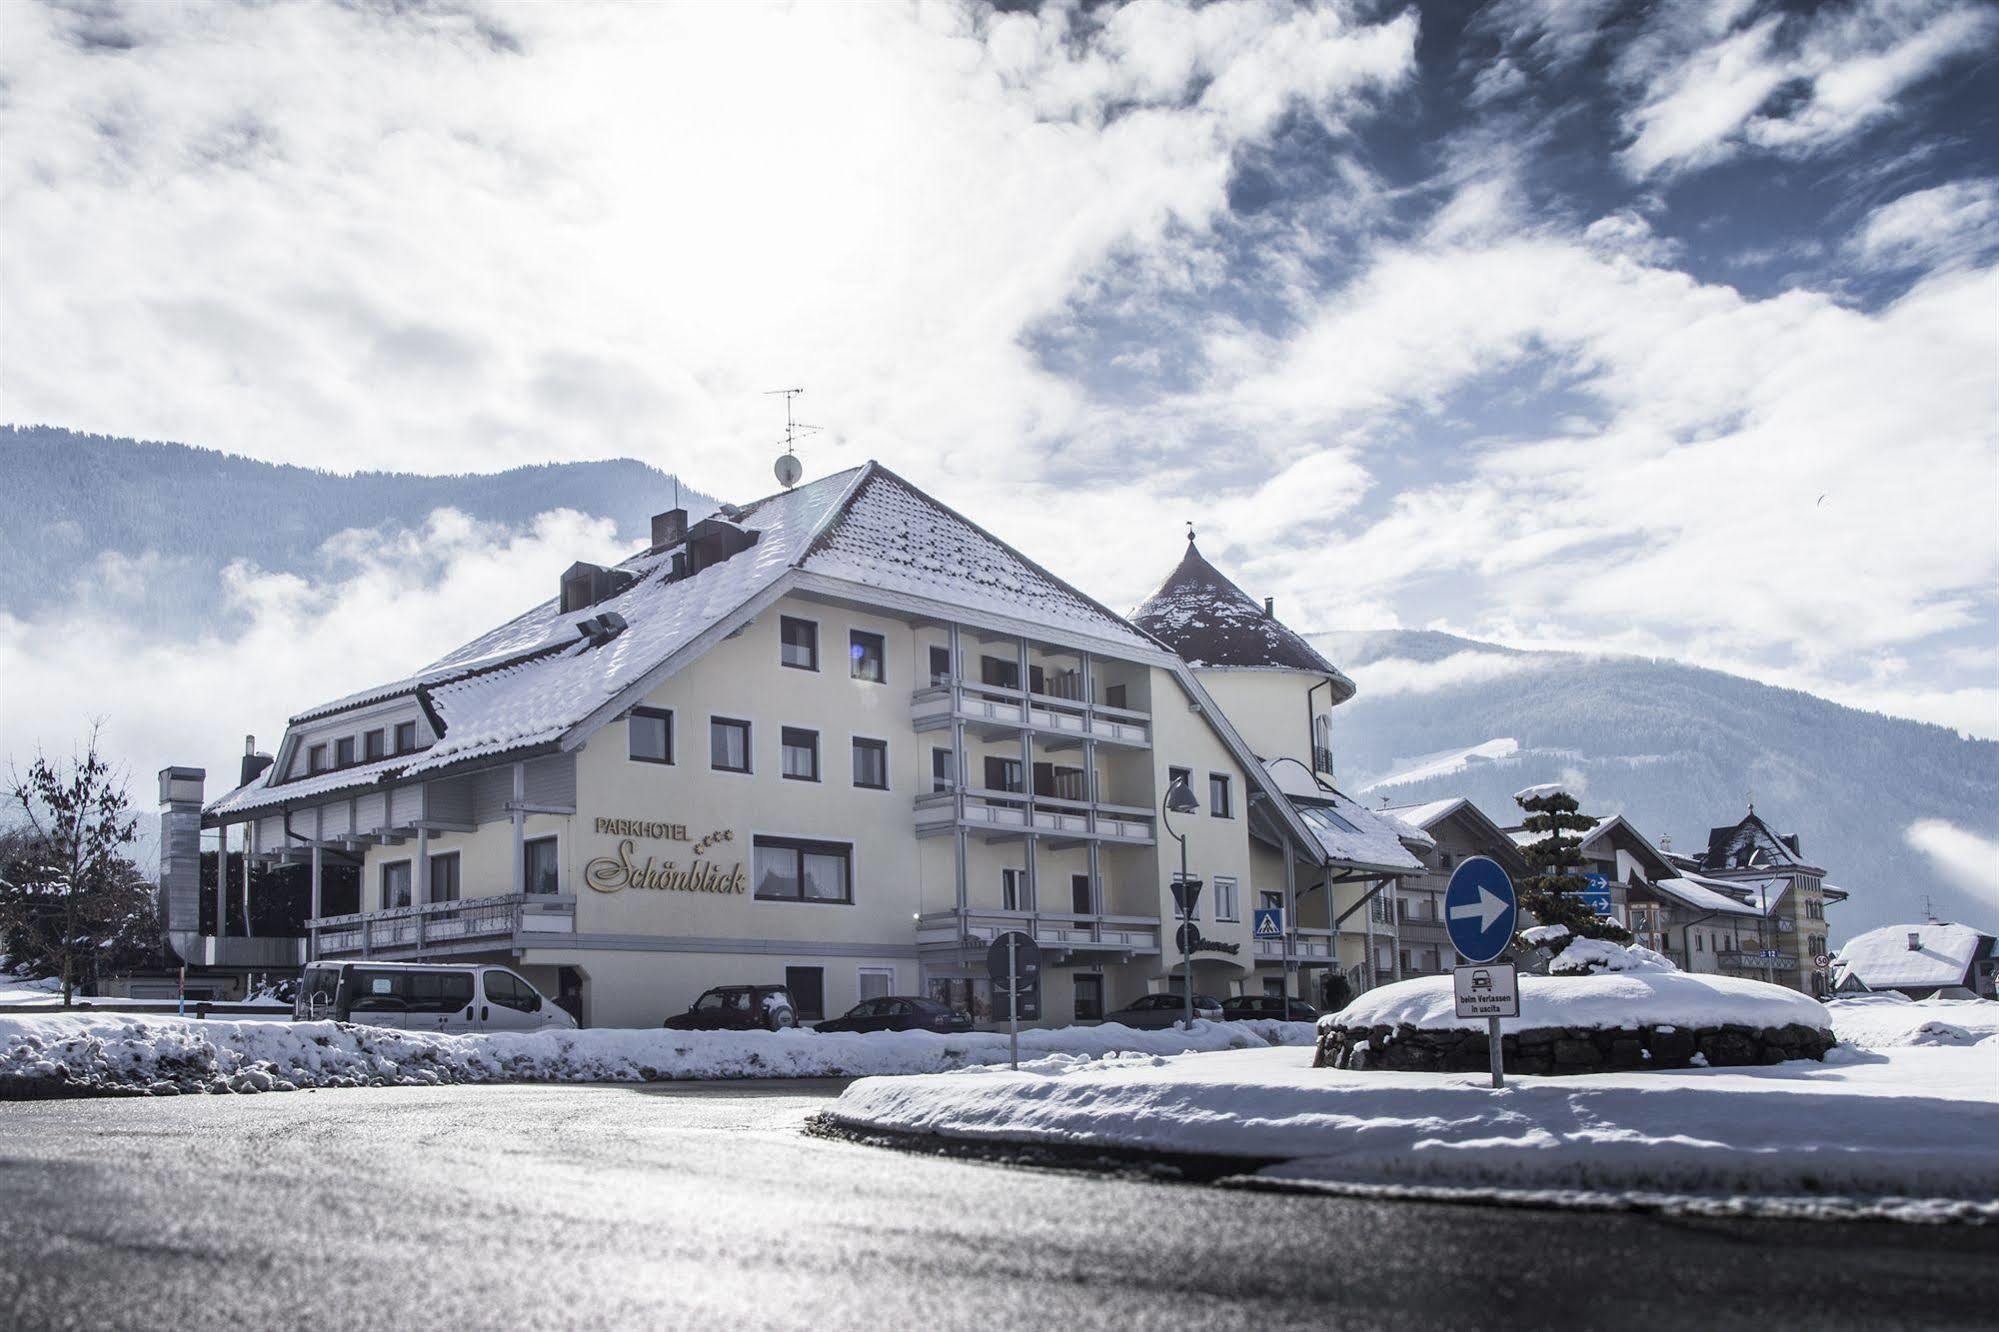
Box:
[1511,786,1629,957]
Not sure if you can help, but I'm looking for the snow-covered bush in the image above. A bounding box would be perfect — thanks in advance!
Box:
[1549,939,1678,975]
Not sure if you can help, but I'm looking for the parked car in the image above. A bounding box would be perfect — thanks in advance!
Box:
[1102,992,1224,1028]
[664,984,796,1031]
[1221,995,1321,1022]
[292,961,575,1032]
[815,996,974,1035]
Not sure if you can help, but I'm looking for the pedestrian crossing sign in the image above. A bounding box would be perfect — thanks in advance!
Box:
[1253,907,1284,940]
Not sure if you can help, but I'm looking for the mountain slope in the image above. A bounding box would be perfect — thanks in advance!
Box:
[0,424,717,632]
[1316,630,1999,943]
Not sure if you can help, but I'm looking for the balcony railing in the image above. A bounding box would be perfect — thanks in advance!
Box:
[917,908,1162,956]
[1252,928,1339,962]
[1717,949,1799,970]
[307,893,576,959]
[910,681,1151,748]
[914,788,1156,843]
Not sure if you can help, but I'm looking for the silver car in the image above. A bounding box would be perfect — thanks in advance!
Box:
[1102,993,1224,1028]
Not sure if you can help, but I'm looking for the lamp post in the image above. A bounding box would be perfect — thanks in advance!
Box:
[1161,772,1202,1032]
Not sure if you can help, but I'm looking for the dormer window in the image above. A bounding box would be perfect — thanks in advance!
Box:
[561,562,634,613]
[334,737,355,768]
[308,744,328,775]
[394,721,417,754]
[363,729,385,762]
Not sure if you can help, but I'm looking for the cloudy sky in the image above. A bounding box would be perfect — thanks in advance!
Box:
[4,0,1997,768]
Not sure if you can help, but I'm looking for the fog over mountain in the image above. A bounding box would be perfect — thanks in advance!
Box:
[0,429,1990,944]
[1318,630,1999,942]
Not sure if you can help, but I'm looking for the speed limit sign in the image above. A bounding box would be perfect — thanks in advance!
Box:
[1812,952,1832,968]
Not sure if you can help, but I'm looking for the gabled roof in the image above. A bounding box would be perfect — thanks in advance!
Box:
[1702,809,1824,874]
[1647,876,1762,917]
[1262,759,1425,874]
[1834,922,1990,990]
[1132,540,1354,696]
[1380,796,1531,876]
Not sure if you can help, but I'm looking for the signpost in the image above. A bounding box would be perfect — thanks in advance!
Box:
[1169,876,1204,1032]
[1578,872,1613,917]
[1253,907,1284,941]
[1444,856,1519,1089]
[986,931,1041,1070]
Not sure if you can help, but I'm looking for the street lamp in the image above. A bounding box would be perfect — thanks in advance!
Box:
[1161,772,1202,1032]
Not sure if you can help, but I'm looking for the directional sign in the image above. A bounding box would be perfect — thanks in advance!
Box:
[1253,907,1284,940]
[1453,963,1519,1019]
[1444,856,1517,965]
[1572,872,1613,916]
[986,932,1041,992]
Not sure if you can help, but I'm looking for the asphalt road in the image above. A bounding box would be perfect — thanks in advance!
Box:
[1,1082,1993,1331]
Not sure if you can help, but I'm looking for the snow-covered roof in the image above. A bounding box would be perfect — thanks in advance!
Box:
[1834,922,1990,991]
[1259,760,1428,871]
[1131,540,1354,694]
[1649,877,1762,918]
[1701,810,1822,874]
[1378,797,1468,831]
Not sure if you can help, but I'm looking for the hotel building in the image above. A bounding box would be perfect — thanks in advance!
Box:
[161,463,1425,1027]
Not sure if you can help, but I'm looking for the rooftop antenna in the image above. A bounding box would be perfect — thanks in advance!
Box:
[766,387,820,490]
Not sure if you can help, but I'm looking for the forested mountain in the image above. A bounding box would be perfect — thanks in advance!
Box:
[1316,629,1999,941]
[0,425,716,632]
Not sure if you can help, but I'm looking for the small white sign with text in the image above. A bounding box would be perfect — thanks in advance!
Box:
[1452,963,1519,1020]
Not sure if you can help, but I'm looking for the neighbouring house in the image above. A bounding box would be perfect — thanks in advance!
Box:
[1833,921,1999,1000]
[1664,807,1845,997]
[1377,797,1531,979]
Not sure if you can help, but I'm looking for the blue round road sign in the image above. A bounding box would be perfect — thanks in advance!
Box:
[1444,856,1518,964]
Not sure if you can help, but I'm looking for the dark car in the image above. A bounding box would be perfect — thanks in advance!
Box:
[1102,993,1225,1028]
[1221,995,1321,1022]
[814,996,974,1035]
[663,985,796,1031]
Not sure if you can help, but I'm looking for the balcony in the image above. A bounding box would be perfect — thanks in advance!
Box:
[914,788,1156,846]
[1717,949,1799,971]
[307,893,576,960]
[917,909,1162,961]
[1252,928,1339,965]
[910,682,1151,749]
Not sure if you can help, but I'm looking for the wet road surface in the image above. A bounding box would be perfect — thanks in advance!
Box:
[1,1080,1993,1330]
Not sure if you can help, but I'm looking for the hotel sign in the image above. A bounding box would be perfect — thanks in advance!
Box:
[584,817,745,895]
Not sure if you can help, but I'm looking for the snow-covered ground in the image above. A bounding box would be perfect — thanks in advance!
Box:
[824,997,1999,1221]
[0,1012,1314,1097]
[1826,994,1999,1047]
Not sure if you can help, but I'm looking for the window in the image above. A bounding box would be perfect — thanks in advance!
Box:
[335,737,355,768]
[849,630,885,683]
[1071,873,1092,916]
[780,616,818,671]
[1209,773,1233,818]
[781,727,820,782]
[1696,933,1704,952]
[1214,875,1239,922]
[1399,949,1413,974]
[351,968,473,1014]
[629,707,673,764]
[710,717,751,773]
[485,970,539,1013]
[429,851,460,904]
[381,861,412,910]
[1439,851,1456,871]
[984,756,1023,793]
[931,747,955,793]
[1261,890,1283,912]
[929,977,992,1022]
[852,738,888,790]
[785,966,825,1021]
[980,655,1019,689]
[1001,867,1026,912]
[394,721,418,754]
[523,837,559,895]
[1104,683,1127,710]
[858,968,894,1001]
[1073,975,1104,1022]
[308,744,328,775]
[363,729,385,762]
[1167,765,1192,799]
[929,645,953,686]
[753,836,852,904]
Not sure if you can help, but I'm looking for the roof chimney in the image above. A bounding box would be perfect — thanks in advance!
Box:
[239,735,273,787]
[1907,931,1922,951]
[651,507,688,553]
[1263,596,1274,618]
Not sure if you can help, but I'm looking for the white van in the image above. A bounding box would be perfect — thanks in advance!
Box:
[293,962,577,1033]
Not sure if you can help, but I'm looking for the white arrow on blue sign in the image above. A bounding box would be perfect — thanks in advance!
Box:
[1253,907,1284,940]
[1444,856,1518,965]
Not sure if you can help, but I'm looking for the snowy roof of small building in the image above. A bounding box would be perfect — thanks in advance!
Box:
[1649,876,1762,917]
[1701,809,1822,874]
[1834,922,1989,990]
[1261,762,1426,872]
[208,463,1213,820]
[1131,541,1354,695]
[1378,797,1469,831]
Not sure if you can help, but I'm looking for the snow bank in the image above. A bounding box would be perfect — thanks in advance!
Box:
[0,1013,1316,1098]
[826,1044,1999,1218]
[1828,996,1999,1048]
[1325,968,1830,1035]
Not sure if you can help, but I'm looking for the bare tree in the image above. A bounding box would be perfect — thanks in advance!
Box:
[1,727,154,1006]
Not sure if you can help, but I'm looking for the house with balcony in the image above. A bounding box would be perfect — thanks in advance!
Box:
[1377,797,1531,979]
[163,462,1358,1028]
[1665,808,1846,996]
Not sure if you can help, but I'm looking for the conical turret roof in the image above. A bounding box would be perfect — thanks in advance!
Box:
[1132,540,1354,699]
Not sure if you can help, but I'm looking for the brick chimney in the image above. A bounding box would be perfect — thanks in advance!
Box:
[651,507,689,553]
[1907,931,1922,951]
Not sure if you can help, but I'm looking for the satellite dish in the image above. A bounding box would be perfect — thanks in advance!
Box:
[774,453,803,489]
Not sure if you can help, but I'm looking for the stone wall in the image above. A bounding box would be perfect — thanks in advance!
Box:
[1314,1019,1835,1075]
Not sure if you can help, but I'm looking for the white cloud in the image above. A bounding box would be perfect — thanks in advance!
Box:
[0,509,629,799]
[1903,819,1999,899]
[1349,652,1541,697]
[1614,0,1995,180]
[1850,178,1999,271]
